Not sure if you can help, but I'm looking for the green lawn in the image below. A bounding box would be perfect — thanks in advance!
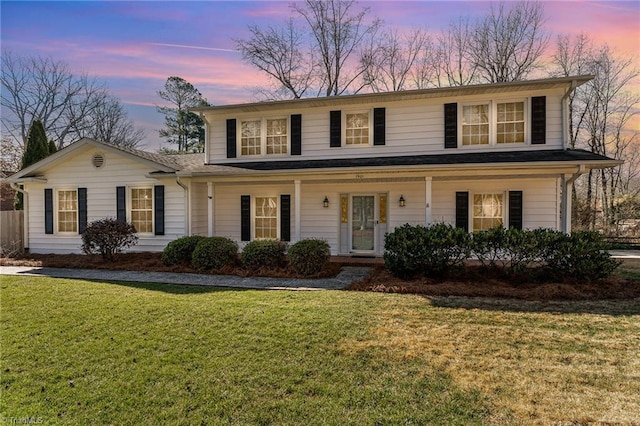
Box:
[2,276,639,425]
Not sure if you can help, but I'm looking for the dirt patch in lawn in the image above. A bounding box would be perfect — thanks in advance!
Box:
[0,252,342,279]
[348,264,640,301]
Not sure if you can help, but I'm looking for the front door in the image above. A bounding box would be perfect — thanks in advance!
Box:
[351,195,375,253]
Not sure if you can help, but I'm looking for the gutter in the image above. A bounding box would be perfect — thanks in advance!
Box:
[10,183,29,251]
[176,176,190,236]
[561,79,578,150]
[560,164,586,233]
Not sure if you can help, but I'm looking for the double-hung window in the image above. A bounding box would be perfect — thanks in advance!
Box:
[460,100,526,146]
[57,190,78,233]
[345,112,370,145]
[254,196,278,239]
[240,118,288,156]
[130,187,153,234]
[472,193,504,232]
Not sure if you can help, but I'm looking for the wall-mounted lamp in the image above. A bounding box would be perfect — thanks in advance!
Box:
[323,196,329,208]
[399,195,406,207]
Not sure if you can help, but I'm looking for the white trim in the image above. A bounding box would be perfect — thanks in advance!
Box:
[294,180,301,242]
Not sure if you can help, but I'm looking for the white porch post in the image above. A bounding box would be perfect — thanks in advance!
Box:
[294,180,301,242]
[425,176,432,226]
[207,182,214,237]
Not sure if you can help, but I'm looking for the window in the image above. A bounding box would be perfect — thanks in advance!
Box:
[131,188,153,233]
[240,118,288,156]
[57,190,77,233]
[473,193,503,232]
[345,112,370,145]
[460,100,526,147]
[255,197,278,239]
[497,101,525,144]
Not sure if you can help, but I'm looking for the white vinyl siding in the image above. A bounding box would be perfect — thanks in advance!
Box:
[207,89,564,164]
[25,146,186,254]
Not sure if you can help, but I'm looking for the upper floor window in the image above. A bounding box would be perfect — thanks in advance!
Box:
[130,187,153,233]
[345,112,370,145]
[460,100,526,147]
[57,189,78,233]
[240,118,288,156]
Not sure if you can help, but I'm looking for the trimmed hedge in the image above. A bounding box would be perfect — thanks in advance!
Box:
[191,237,238,270]
[287,239,331,276]
[384,224,620,282]
[241,240,288,271]
[384,223,470,279]
[161,236,206,265]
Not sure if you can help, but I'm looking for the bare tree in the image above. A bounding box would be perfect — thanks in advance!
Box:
[237,0,381,99]
[236,20,315,99]
[467,1,549,83]
[362,28,432,92]
[435,18,478,87]
[1,51,110,149]
[0,137,22,172]
[74,96,146,148]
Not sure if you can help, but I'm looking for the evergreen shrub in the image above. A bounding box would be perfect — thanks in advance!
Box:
[287,239,330,276]
[241,240,288,271]
[161,236,206,265]
[191,237,238,270]
[81,218,138,261]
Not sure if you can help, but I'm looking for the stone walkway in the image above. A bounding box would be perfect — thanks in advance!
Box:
[0,265,372,290]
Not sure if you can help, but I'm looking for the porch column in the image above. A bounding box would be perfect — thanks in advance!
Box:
[207,182,214,237]
[561,174,573,234]
[425,176,432,226]
[294,180,301,242]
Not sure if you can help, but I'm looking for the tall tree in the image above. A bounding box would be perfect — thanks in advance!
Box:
[74,95,145,148]
[15,119,54,209]
[157,76,208,153]
[1,51,109,149]
[237,0,381,98]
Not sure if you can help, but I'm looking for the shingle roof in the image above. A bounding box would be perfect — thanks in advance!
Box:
[205,149,619,172]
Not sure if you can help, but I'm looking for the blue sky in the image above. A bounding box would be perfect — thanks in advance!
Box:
[2,1,639,150]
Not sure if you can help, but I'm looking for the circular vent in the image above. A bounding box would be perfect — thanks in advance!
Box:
[92,153,105,168]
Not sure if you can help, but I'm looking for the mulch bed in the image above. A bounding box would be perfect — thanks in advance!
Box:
[348,265,640,301]
[3,253,639,300]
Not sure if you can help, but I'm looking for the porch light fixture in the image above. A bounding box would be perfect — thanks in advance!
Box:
[323,196,329,208]
[399,195,406,207]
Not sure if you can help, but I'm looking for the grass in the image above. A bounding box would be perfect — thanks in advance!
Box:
[618,258,640,280]
[2,276,639,424]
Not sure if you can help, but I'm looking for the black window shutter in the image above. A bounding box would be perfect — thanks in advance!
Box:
[116,186,126,223]
[373,107,386,146]
[241,195,251,241]
[455,191,469,232]
[291,114,302,156]
[444,103,458,149]
[330,110,341,148]
[508,191,523,230]
[531,96,546,144]
[44,188,53,234]
[226,118,237,158]
[154,185,165,236]
[280,194,291,242]
[78,187,87,234]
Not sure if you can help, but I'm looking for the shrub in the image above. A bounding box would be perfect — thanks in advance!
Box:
[191,237,238,270]
[471,226,508,270]
[81,218,138,261]
[287,239,330,276]
[161,236,206,265]
[384,223,471,279]
[543,230,621,281]
[241,239,288,271]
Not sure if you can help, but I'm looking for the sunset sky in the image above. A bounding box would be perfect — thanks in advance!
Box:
[2,1,639,150]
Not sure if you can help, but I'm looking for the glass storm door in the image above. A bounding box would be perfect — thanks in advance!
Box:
[351,195,375,252]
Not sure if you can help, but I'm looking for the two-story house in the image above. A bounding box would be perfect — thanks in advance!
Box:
[7,75,621,255]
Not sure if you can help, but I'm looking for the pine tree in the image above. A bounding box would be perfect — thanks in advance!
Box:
[48,139,57,154]
[15,120,50,209]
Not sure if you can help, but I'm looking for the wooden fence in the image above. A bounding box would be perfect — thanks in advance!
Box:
[1,211,24,255]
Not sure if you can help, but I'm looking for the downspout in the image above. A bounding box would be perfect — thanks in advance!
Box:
[175,176,190,236]
[561,80,578,150]
[561,165,586,233]
[10,183,29,252]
